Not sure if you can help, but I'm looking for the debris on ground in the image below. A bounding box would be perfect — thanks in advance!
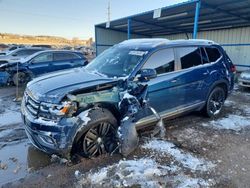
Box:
[50,154,69,165]
[0,161,8,170]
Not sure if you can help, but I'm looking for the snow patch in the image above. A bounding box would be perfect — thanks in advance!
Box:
[34,117,57,126]
[203,115,250,131]
[142,140,215,172]
[224,100,236,107]
[76,158,213,188]
[78,109,91,125]
[0,110,22,127]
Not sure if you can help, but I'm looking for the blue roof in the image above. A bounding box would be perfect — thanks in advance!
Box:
[96,0,250,36]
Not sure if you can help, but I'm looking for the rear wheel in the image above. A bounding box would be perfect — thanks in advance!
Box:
[204,87,225,118]
[76,108,118,158]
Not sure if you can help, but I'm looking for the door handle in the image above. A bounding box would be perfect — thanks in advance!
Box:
[203,71,209,75]
[171,79,178,83]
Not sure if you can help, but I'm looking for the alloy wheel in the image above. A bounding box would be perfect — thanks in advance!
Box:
[82,122,117,157]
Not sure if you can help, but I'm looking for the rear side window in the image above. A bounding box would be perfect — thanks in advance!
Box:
[205,47,221,62]
[178,47,202,69]
[54,52,79,61]
[142,48,175,75]
[200,47,209,64]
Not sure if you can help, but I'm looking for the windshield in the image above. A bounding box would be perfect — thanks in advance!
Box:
[85,47,147,77]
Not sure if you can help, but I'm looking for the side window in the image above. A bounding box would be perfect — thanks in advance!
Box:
[54,53,79,61]
[142,48,175,75]
[178,47,202,69]
[200,47,209,64]
[205,47,221,62]
[32,53,53,63]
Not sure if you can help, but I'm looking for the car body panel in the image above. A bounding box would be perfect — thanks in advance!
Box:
[20,39,235,157]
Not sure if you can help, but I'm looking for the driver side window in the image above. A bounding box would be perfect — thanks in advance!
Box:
[32,53,53,63]
[142,48,175,75]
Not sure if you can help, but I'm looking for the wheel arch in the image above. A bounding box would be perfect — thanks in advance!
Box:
[70,103,120,156]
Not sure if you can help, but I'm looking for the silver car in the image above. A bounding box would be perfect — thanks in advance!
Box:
[0,47,44,65]
[238,70,250,88]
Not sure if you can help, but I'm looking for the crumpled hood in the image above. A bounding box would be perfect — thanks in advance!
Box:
[26,68,118,103]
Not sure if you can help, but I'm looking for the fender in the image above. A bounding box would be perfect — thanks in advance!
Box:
[206,79,229,101]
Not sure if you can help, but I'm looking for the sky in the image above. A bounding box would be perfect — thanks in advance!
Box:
[0,0,183,40]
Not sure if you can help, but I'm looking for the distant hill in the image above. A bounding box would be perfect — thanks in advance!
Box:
[0,33,93,46]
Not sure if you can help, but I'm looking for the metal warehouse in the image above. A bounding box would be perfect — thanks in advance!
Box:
[95,0,250,71]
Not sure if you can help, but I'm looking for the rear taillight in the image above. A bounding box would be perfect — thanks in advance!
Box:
[231,65,236,73]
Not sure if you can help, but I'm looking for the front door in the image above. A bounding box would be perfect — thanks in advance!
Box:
[28,52,53,76]
[139,48,184,114]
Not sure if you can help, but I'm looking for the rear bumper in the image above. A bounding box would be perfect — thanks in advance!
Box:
[238,79,250,88]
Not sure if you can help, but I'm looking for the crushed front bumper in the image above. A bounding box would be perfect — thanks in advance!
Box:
[21,100,80,157]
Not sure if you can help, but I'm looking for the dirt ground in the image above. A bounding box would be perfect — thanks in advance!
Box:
[0,86,250,188]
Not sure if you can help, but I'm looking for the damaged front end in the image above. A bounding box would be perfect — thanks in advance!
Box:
[22,76,163,158]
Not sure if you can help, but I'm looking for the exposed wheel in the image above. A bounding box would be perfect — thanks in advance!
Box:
[13,72,30,86]
[76,108,118,158]
[204,87,225,118]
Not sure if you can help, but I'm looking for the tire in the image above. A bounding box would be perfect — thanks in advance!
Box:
[75,108,118,158]
[204,87,226,118]
[12,72,30,86]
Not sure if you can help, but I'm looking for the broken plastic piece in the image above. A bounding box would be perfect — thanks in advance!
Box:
[118,118,139,157]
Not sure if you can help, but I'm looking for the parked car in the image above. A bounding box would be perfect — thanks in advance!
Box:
[0,47,44,64]
[238,70,250,88]
[0,50,88,86]
[0,44,9,51]
[21,39,235,158]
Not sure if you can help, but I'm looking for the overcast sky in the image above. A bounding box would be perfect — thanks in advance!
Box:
[0,0,184,39]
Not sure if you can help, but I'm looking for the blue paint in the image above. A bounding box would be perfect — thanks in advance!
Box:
[127,18,131,39]
[193,0,201,39]
[221,43,250,47]
[234,64,250,68]
[96,44,114,47]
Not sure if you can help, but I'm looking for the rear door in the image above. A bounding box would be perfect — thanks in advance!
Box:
[51,52,83,72]
[28,52,53,75]
[140,48,184,113]
[175,46,210,105]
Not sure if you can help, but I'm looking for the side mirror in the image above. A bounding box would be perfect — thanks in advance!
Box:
[138,68,157,81]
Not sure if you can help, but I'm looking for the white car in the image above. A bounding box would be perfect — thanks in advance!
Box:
[0,47,44,65]
[238,70,250,88]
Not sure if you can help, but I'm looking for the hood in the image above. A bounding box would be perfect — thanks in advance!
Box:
[26,68,119,103]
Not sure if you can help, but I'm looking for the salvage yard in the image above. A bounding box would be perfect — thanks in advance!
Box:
[0,86,250,187]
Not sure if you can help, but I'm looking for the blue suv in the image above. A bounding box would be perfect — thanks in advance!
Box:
[21,39,235,158]
[0,50,88,85]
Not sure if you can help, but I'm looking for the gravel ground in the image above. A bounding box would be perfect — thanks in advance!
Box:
[0,86,250,187]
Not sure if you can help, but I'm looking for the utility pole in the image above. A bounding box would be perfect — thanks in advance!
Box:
[106,1,111,28]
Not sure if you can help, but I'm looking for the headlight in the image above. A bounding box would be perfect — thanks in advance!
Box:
[39,101,78,119]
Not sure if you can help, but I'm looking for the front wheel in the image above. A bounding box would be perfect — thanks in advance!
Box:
[76,108,118,158]
[204,87,225,118]
[12,72,30,86]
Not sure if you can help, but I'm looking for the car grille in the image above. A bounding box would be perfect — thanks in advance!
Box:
[24,91,40,118]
